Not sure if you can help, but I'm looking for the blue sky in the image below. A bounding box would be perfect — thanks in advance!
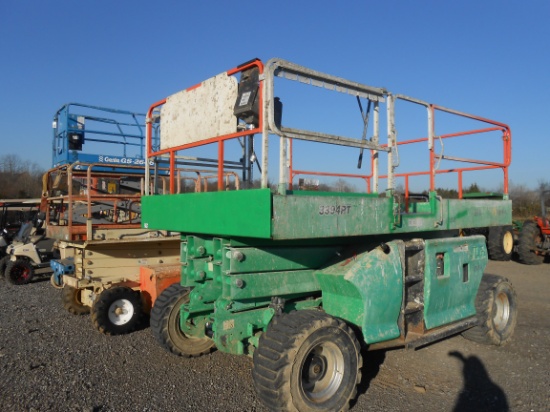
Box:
[1,0,549,191]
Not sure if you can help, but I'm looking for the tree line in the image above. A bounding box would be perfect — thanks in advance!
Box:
[0,153,547,220]
[0,154,44,199]
[435,182,549,219]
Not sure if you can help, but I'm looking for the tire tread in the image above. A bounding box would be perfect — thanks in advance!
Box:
[487,226,513,261]
[252,310,362,412]
[150,284,214,357]
[517,221,545,265]
[462,274,517,346]
[5,258,34,285]
[62,286,90,315]
[91,287,143,335]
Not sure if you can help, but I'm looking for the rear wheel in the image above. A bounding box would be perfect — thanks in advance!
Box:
[150,284,215,357]
[0,256,9,278]
[5,258,34,285]
[487,225,513,261]
[62,286,90,315]
[462,274,517,346]
[517,220,545,264]
[252,310,362,412]
[91,287,144,335]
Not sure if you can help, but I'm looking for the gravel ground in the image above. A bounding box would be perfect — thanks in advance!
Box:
[0,260,548,412]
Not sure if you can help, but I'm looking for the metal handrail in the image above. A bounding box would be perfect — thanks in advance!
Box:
[144,58,511,199]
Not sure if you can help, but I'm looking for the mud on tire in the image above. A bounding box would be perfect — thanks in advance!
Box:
[62,286,91,315]
[462,274,517,346]
[150,284,215,357]
[252,310,362,412]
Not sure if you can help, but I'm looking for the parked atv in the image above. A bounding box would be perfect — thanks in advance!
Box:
[4,214,59,285]
[517,190,550,264]
[0,199,41,258]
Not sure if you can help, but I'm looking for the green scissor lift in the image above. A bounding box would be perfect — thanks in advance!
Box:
[142,58,517,412]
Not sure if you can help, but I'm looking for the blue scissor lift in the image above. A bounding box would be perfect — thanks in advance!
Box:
[52,103,152,171]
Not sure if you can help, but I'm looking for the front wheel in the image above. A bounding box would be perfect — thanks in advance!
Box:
[150,284,215,357]
[62,286,90,315]
[252,310,362,412]
[462,274,518,346]
[5,258,35,285]
[91,287,144,335]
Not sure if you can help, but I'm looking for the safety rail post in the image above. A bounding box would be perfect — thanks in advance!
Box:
[145,98,166,196]
[67,163,75,239]
[288,139,294,191]
[372,101,380,193]
[218,141,224,191]
[386,94,396,193]
[429,104,436,192]
[261,90,269,189]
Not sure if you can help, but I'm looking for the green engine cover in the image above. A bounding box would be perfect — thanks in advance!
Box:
[316,241,404,344]
[315,236,488,345]
[423,236,487,329]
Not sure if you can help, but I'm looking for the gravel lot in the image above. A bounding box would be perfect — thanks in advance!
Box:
[1,260,549,412]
